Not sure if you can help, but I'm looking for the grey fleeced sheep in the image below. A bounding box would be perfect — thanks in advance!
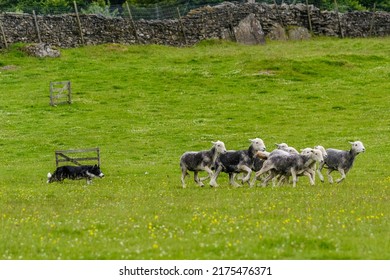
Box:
[209,138,266,187]
[318,141,365,183]
[252,148,324,187]
[180,140,227,188]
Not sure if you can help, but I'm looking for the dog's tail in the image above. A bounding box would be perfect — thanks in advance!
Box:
[47,172,52,183]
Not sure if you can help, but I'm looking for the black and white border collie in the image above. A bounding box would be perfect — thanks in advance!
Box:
[47,165,104,184]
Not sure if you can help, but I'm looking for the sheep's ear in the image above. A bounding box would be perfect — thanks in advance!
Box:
[275,143,279,147]
[211,141,216,145]
[348,141,354,145]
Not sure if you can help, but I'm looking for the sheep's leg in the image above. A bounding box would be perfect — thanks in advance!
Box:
[252,164,273,187]
[275,174,282,186]
[209,166,221,187]
[276,175,289,186]
[229,173,241,187]
[261,171,277,187]
[336,168,346,183]
[309,167,316,184]
[193,171,204,187]
[181,168,188,188]
[317,162,325,182]
[199,175,210,182]
[327,169,334,184]
[199,172,213,182]
[291,168,297,187]
[304,170,315,185]
[201,166,215,186]
[241,166,252,185]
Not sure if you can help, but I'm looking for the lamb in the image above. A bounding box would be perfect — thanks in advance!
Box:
[180,140,227,188]
[209,138,266,187]
[318,141,365,183]
[251,148,324,187]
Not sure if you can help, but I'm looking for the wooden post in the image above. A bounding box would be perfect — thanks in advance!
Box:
[333,0,344,38]
[368,3,377,37]
[0,17,8,49]
[228,10,237,42]
[273,0,284,27]
[125,1,139,44]
[305,0,313,34]
[32,10,42,43]
[177,7,188,46]
[73,1,85,45]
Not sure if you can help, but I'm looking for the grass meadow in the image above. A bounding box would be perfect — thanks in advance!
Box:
[0,37,389,260]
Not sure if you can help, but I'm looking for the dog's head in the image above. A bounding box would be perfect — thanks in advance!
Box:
[86,165,105,178]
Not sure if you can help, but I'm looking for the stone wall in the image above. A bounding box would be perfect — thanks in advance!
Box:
[0,3,389,48]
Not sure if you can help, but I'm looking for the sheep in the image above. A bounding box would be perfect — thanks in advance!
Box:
[209,138,266,187]
[285,146,299,154]
[275,143,299,154]
[301,145,328,183]
[318,141,365,183]
[180,140,227,188]
[275,143,289,151]
[251,148,324,187]
[255,144,298,185]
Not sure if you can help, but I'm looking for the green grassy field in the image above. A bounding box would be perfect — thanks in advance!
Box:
[0,37,389,260]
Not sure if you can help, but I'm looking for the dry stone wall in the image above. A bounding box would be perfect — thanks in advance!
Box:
[0,3,389,48]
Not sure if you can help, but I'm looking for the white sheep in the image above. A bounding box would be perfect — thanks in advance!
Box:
[318,141,365,183]
[300,145,328,184]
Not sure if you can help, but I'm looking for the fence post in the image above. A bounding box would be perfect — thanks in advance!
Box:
[368,3,377,37]
[32,10,42,43]
[305,0,313,34]
[333,0,344,38]
[273,0,284,27]
[73,1,85,46]
[125,1,139,44]
[228,9,237,42]
[177,7,188,46]
[0,16,8,49]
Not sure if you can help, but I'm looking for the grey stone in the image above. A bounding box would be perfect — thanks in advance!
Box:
[234,13,265,45]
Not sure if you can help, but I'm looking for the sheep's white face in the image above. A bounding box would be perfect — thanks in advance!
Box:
[314,145,328,158]
[300,148,312,156]
[310,148,324,163]
[275,143,289,151]
[212,140,227,154]
[250,138,266,152]
[350,141,365,153]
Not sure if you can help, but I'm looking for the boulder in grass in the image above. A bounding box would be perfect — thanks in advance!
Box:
[22,43,60,58]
